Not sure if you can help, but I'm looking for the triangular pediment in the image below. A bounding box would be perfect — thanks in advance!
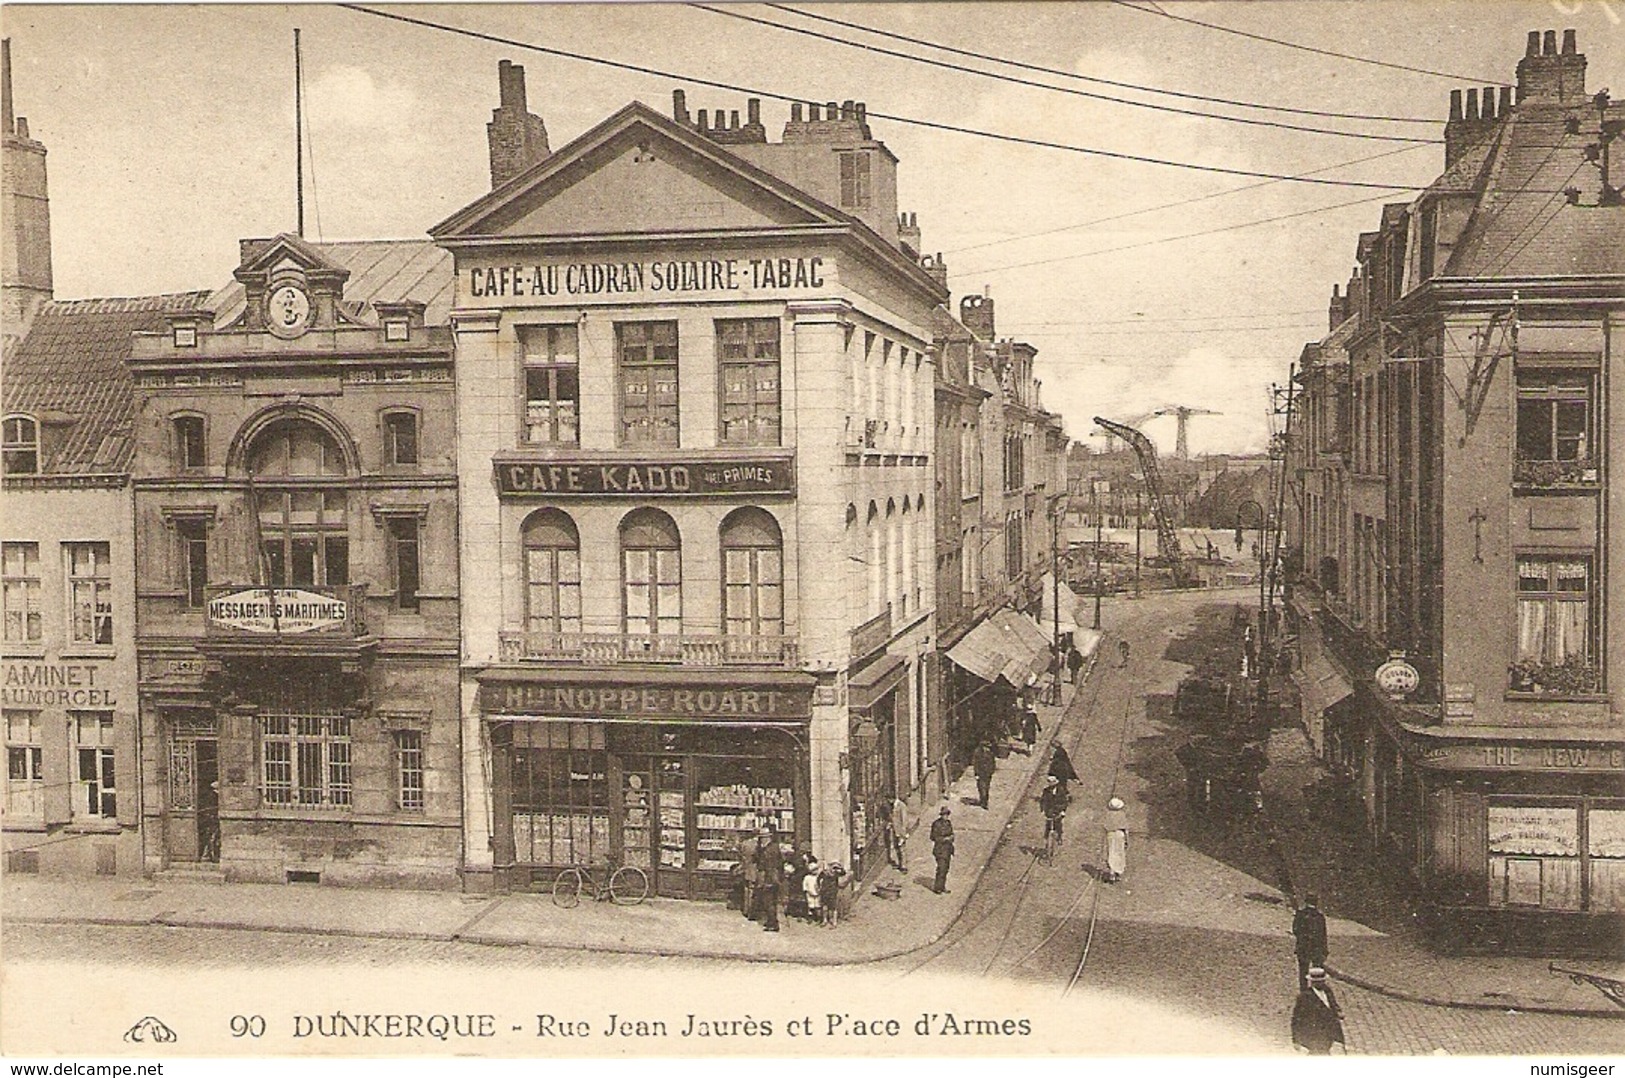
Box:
[236,233,348,279]
[433,103,845,240]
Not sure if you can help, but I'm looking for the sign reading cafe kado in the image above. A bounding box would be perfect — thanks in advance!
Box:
[207,588,348,634]
[496,456,794,496]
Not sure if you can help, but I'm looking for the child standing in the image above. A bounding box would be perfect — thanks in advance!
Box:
[801,857,822,924]
[819,862,848,927]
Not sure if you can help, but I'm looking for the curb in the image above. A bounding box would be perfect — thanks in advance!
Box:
[1326,962,1625,1021]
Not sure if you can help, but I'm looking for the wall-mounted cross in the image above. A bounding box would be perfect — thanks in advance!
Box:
[1469,508,1487,564]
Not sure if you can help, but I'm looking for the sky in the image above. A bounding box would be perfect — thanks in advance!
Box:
[5,0,1622,455]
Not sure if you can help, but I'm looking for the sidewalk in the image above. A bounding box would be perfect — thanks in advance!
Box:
[1257,723,1625,1019]
[4,669,1087,968]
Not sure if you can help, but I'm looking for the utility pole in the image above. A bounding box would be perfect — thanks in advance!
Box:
[1134,487,1143,599]
[1092,479,1104,630]
[1051,499,1062,704]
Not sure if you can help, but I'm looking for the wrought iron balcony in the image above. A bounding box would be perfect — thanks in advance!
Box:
[499,629,799,668]
[1513,457,1600,491]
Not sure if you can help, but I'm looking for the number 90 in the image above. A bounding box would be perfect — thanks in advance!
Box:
[230,1015,266,1038]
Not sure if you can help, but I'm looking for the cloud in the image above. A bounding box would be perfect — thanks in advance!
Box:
[305,65,418,130]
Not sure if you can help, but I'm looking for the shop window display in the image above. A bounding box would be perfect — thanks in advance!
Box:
[1587,805,1625,912]
[511,722,609,867]
[1487,803,1580,909]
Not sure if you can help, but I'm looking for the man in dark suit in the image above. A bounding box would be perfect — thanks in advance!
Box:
[930,807,955,894]
[754,826,785,932]
[1291,893,1329,985]
[972,742,996,808]
[1290,967,1345,1054]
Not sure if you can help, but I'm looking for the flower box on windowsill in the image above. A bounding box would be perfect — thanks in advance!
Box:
[1506,659,1601,696]
[1513,458,1600,491]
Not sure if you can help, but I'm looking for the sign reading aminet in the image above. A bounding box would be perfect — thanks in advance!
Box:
[207,588,348,634]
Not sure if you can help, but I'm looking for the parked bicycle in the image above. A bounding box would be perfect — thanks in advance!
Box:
[552,858,650,908]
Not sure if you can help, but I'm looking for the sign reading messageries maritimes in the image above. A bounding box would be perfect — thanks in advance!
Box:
[207,588,348,634]
[495,457,794,496]
[464,255,830,302]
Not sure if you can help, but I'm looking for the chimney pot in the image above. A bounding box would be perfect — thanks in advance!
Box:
[1527,30,1541,57]
[1500,86,1513,114]
[1449,89,1463,120]
[747,98,760,125]
[808,103,820,121]
[826,100,838,120]
[1466,88,1480,119]
[791,102,802,122]
[498,59,527,110]
[1481,87,1496,119]
[14,116,25,139]
[855,103,867,122]
[730,109,740,129]
[1543,30,1557,55]
[673,89,688,123]
[841,99,855,119]
[697,109,709,131]
[1562,29,1577,55]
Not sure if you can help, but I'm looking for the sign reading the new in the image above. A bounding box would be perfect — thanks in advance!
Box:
[496,456,794,496]
[207,588,349,634]
[464,253,831,303]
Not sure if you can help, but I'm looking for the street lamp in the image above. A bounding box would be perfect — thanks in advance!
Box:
[1092,479,1104,630]
[1235,499,1268,669]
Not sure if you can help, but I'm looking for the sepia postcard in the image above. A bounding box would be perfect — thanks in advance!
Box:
[1,0,1622,1066]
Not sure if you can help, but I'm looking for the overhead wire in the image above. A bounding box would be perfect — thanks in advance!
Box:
[337,4,1424,191]
[767,3,1439,125]
[1110,0,1512,86]
[690,4,1437,144]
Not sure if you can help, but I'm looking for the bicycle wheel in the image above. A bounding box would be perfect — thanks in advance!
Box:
[552,867,584,908]
[609,864,649,905]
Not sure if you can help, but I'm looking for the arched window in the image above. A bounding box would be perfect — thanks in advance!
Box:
[522,509,581,636]
[721,508,782,638]
[621,509,681,637]
[867,502,882,616]
[2,415,39,475]
[886,499,900,614]
[246,419,350,586]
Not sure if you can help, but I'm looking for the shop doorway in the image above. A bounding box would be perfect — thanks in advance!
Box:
[195,740,219,863]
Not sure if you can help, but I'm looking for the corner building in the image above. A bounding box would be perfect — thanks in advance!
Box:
[441,65,944,896]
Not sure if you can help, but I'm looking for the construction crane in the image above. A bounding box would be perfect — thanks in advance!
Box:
[1094,416,1195,587]
[1153,405,1222,460]
[1099,410,1159,453]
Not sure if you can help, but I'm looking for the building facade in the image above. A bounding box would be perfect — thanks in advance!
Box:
[439,66,945,896]
[1288,29,1625,951]
[128,235,463,887]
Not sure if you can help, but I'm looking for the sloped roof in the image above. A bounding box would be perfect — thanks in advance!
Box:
[4,293,213,474]
[1444,103,1625,277]
[208,239,454,328]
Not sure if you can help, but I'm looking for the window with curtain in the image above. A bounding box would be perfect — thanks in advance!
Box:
[721,508,782,639]
[621,510,681,638]
[65,542,113,645]
[1516,371,1592,461]
[522,509,581,637]
[521,325,580,444]
[618,322,678,446]
[717,319,781,446]
[1512,557,1596,694]
[2,415,39,475]
[2,542,42,643]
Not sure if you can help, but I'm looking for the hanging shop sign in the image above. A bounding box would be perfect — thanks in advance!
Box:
[206,588,348,634]
[465,254,829,302]
[495,457,794,496]
[483,678,813,720]
[1374,653,1420,700]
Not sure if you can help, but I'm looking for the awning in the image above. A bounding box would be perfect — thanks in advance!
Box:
[946,608,1051,686]
[1293,654,1354,718]
[847,652,909,710]
[1039,572,1084,636]
[1071,627,1103,660]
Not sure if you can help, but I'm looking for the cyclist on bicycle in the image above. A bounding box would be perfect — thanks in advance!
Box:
[1039,775,1069,860]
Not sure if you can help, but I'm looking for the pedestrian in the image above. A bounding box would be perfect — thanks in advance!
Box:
[1039,775,1068,859]
[1117,638,1131,668]
[753,825,785,932]
[972,741,996,808]
[1049,743,1079,787]
[1103,796,1128,882]
[1291,893,1329,986]
[739,831,762,921]
[1020,706,1040,755]
[930,806,955,894]
[801,857,822,924]
[786,846,811,922]
[882,793,910,872]
[1290,968,1346,1054]
[819,861,849,927]
[1067,644,1085,685]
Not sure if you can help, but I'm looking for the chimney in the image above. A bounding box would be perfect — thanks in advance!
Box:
[2,36,53,336]
[921,252,948,289]
[487,59,551,189]
[897,211,921,257]
[1328,283,1344,332]
[960,291,995,340]
[672,89,690,126]
[1516,27,1586,104]
[1444,80,1508,170]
